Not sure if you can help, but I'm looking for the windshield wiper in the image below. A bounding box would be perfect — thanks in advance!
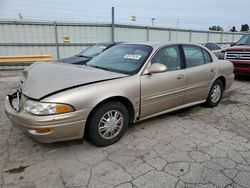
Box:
[236,43,250,46]
[88,65,110,71]
[76,54,91,58]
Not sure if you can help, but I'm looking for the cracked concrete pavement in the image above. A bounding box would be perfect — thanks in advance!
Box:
[0,71,250,188]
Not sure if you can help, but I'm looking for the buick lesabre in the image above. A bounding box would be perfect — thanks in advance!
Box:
[5,42,234,146]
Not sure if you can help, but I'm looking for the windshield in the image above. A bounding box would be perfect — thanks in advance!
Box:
[77,44,109,57]
[236,35,250,45]
[87,44,152,75]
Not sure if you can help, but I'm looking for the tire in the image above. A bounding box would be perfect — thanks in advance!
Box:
[86,101,129,147]
[205,79,224,107]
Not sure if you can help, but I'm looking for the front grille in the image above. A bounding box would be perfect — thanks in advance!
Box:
[225,51,250,61]
[234,63,250,68]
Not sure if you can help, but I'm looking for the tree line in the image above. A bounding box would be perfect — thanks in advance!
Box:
[209,24,249,32]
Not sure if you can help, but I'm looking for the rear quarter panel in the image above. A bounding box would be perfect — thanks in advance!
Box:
[216,59,234,90]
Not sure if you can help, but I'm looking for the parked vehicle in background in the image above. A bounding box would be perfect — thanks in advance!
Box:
[59,42,120,65]
[5,42,234,147]
[222,34,250,75]
[202,42,222,59]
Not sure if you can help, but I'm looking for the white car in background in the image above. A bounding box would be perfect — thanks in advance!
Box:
[201,42,223,59]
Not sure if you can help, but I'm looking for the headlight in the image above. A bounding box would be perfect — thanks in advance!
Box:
[24,100,74,115]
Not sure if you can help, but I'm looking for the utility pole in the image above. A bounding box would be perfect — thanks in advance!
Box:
[151,18,155,26]
[176,18,179,41]
[111,7,115,42]
[54,22,60,60]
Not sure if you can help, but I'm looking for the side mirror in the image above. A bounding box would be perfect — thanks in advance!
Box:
[230,43,236,47]
[145,63,167,75]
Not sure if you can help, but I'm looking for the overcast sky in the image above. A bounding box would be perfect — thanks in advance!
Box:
[0,0,249,31]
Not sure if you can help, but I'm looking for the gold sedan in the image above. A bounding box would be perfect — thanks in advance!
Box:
[5,42,234,146]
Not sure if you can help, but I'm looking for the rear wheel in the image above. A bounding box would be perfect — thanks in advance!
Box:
[205,79,224,107]
[86,101,129,147]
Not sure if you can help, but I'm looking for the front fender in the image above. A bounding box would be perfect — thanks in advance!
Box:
[41,75,141,121]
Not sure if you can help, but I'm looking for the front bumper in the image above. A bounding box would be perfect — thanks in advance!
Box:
[234,67,250,75]
[231,61,250,75]
[5,95,88,143]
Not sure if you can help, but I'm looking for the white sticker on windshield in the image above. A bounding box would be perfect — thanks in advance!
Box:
[124,54,141,60]
[99,46,107,49]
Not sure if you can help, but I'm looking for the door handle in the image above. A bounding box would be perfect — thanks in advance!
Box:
[177,74,184,80]
[210,68,216,72]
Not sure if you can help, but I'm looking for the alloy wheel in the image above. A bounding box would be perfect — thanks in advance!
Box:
[98,110,124,139]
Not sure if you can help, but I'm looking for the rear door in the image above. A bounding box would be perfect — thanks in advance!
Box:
[182,45,217,104]
[140,45,185,118]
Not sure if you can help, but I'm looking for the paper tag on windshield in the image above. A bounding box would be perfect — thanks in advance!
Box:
[124,54,141,60]
[99,46,107,49]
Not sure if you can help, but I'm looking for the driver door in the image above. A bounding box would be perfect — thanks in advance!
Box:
[140,45,186,118]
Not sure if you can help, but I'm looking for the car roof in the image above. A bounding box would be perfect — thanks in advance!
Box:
[119,41,206,49]
[95,42,122,46]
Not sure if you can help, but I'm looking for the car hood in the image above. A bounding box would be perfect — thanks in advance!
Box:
[58,56,91,64]
[227,45,250,51]
[21,62,127,100]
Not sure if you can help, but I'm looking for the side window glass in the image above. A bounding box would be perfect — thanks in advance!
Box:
[205,43,211,50]
[202,49,212,63]
[183,45,205,68]
[151,46,181,71]
[212,44,221,50]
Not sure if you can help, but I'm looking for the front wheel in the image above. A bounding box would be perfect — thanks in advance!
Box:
[86,101,129,147]
[205,79,224,107]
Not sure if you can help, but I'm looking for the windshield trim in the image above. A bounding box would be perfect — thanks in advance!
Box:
[236,35,250,46]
